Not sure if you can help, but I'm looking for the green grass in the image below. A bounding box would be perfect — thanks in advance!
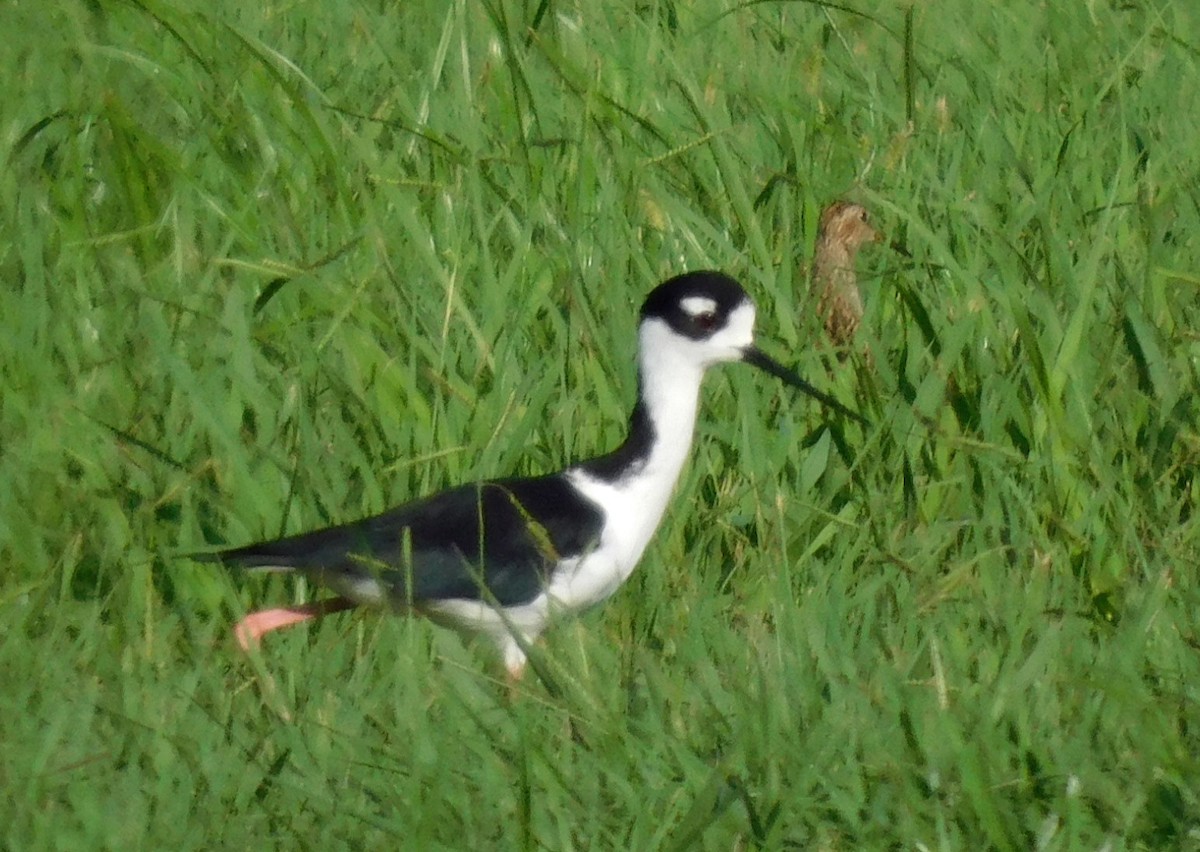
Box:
[3,0,1199,847]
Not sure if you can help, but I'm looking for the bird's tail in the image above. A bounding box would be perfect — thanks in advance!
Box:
[181,543,301,573]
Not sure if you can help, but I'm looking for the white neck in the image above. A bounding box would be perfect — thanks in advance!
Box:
[632,322,706,506]
[566,320,708,579]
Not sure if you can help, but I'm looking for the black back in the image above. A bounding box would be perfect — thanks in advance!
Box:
[214,475,605,607]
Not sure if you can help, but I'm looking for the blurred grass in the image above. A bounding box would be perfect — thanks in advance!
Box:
[2,0,1199,847]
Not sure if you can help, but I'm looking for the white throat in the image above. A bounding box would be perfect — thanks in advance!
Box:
[631,319,708,496]
[561,320,711,595]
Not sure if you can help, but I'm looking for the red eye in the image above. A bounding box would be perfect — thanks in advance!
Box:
[694,311,718,330]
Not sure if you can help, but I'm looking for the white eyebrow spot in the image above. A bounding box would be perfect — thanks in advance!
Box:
[680,296,718,316]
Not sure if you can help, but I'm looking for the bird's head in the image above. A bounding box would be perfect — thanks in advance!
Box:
[637,271,867,424]
[817,200,879,252]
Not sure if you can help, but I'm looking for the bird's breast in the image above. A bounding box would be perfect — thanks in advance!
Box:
[543,551,626,613]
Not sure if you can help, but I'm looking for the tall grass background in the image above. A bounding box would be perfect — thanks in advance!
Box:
[2,0,1198,848]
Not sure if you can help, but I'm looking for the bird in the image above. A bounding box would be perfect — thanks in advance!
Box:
[195,271,865,680]
[811,200,879,348]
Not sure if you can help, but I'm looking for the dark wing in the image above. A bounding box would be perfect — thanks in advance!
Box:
[204,475,604,606]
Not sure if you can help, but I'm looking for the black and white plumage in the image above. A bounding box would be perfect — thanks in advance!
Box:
[198,271,864,678]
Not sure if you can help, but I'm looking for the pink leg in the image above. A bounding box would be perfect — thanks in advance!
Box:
[506,659,527,683]
[234,597,358,651]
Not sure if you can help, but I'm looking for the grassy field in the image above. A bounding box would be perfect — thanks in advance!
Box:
[3,0,1199,848]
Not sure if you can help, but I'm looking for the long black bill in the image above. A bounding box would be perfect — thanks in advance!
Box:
[742,346,870,426]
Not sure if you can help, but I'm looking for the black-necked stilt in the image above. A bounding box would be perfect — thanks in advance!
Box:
[196,271,864,679]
